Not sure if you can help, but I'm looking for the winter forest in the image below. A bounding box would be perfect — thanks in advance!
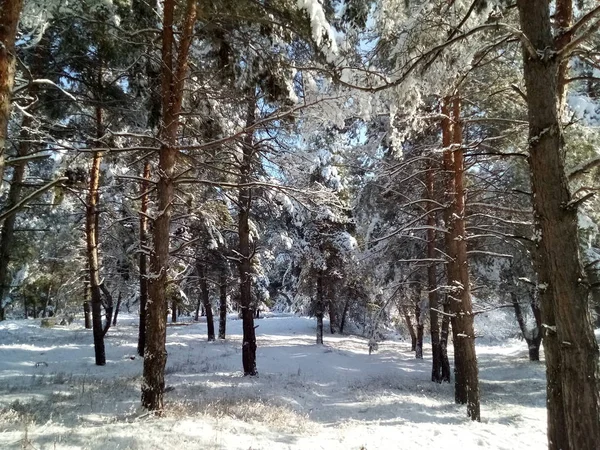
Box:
[0,0,600,448]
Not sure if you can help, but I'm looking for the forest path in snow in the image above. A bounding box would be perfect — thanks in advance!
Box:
[0,314,548,449]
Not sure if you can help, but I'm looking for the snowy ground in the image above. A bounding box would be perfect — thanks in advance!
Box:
[0,313,550,449]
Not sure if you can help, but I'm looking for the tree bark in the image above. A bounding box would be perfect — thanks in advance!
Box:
[142,0,197,412]
[219,270,227,339]
[442,97,465,398]
[0,0,24,189]
[0,114,30,319]
[137,161,150,357]
[112,292,122,326]
[517,2,600,447]
[86,82,109,365]
[450,97,480,421]
[328,283,339,334]
[199,264,215,341]
[427,160,442,381]
[440,297,451,382]
[83,301,92,329]
[238,101,257,376]
[510,292,542,361]
[316,273,324,345]
[402,305,417,351]
[415,286,424,359]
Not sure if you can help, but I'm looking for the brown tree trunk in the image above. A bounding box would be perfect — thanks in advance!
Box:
[112,292,122,326]
[415,286,424,359]
[83,301,92,329]
[316,273,324,345]
[517,2,600,447]
[0,115,30,319]
[171,298,177,323]
[142,0,197,412]
[451,97,480,421]
[219,271,227,339]
[402,305,417,351]
[442,97,465,398]
[440,297,451,382]
[0,0,24,188]
[86,79,109,365]
[199,264,215,341]
[137,161,150,357]
[511,292,542,361]
[328,284,338,334]
[427,160,442,381]
[238,100,258,375]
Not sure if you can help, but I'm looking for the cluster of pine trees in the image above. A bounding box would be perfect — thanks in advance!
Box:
[1,1,599,448]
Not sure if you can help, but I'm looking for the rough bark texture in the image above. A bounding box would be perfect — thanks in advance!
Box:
[238,102,257,376]
[137,161,150,357]
[83,301,92,329]
[142,0,197,412]
[0,115,30,319]
[219,271,227,339]
[316,274,324,345]
[199,264,215,341]
[517,2,600,447]
[427,161,442,381]
[112,293,122,326]
[0,0,24,188]
[402,305,417,351]
[440,298,451,382]
[442,98,464,397]
[511,292,542,361]
[86,146,107,366]
[415,287,424,359]
[450,98,480,421]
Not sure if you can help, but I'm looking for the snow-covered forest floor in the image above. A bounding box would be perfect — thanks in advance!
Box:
[0,314,551,449]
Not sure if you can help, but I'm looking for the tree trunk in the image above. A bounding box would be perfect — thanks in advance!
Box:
[219,271,227,339]
[402,305,417,351]
[316,273,324,345]
[339,297,350,333]
[517,2,600,447]
[415,286,424,359]
[328,284,338,334]
[86,95,107,365]
[510,292,542,362]
[138,161,150,357]
[0,0,24,188]
[442,97,465,398]
[171,299,177,323]
[450,97,480,421]
[440,297,451,382]
[0,117,30,318]
[238,101,257,376]
[427,160,442,381]
[199,264,215,341]
[112,293,122,326]
[142,0,197,412]
[84,301,92,329]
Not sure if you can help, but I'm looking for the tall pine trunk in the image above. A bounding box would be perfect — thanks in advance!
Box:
[0,113,31,319]
[238,102,257,376]
[219,271,227,339]
[137,161,150,357]
[0,0,24,193]
[316,272,324,345]
[199,264,215,341]
[442,98,464,398]
[517,2,600,447]
[427,160,442,381]
[415,286,424,359]
[450,97,480,421]
[142,0,197,412]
